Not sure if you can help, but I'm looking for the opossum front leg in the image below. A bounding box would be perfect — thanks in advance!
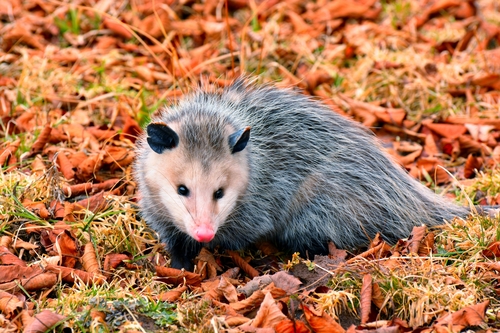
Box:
[166,235,201,271]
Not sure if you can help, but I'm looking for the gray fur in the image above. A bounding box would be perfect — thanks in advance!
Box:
[135,79,469,269]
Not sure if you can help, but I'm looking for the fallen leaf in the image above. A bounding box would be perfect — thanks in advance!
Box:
[23,309,66,333]
[424,123,467,140]
[275,318,310,333]
[463,154,483,179]
[433,300,489,332]
[360,274,372,324]
[302,304,345,333]
[156,285,188,302]
[227,250,259,278]
[155,266,202,287]
[482,241,500,258]
[246,292,287,328]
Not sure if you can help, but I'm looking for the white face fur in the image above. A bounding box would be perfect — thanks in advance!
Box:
[144,136,249,242]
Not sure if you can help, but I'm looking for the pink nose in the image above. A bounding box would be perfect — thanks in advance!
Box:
[193,224,215,242]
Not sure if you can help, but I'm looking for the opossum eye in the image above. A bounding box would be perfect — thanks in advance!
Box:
[213,188,224,200]
[177,185,190,197]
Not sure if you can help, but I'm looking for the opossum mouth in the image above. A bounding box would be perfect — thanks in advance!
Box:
[193,224,215,243]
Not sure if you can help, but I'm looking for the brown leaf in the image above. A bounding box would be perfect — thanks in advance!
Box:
[423,134,439,157]
[44,265,106,285]
[120,113,142,143]
[230,290,265,314]
[0,246,26,266]
[138,10,170,39]
[11,238,38,251]
[360,274,372,324]
[424,123,467,140]
[346,241,391,263]
[0,291,23,318]
[76,154,102,182]
[155,285,188,302]
[287,10,311,34]
[29,124,52,155]
[302,304,345,333]
[86,127,118,141]
[247,292,287,328]
[219,276,239,303]
[275,319,311,333]
[419,232,435,256]
[340,94,406,126]
[56,151,75,180]
[0,139,20,166]
[470,73,500,90]
[56,230,79,268]
[227,250,259,278]
[371,282,385,311]
[24,309,66,333]
[482,241,500,258]
[0,265,42,283]
[102,146,135,170]
[270,271,302,295]
[0,273,57,292]
[155,266,202,287]
[103,18,133,39]
[433,300,489,332]
[81,241,99,274]
[103,253,131,271]
[74,191,109,214]
[65,179,120,198]
[463,154,483,179]
[22,200,50,219]
[195,247,222,280]
[458,135,489,156]
[407,226,427,254]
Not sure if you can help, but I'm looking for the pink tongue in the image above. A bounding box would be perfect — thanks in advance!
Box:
[194,224,215,242]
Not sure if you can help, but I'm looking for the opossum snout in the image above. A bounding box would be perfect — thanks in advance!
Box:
[193,224,215,242]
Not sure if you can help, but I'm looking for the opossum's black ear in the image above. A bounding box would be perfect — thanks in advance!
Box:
[229,126,250,154]
[146,122,179,154]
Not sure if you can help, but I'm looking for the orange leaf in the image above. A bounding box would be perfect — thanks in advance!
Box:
[275,318,311,333]
[302,304,345,333]
[22,200,50,219]
[103,253,131,271]
[23,309,66,333]
[247,292,287,328]
[227,250,259,278]
[433,300,489,332]
[103,18,133,39]
[155,266,202,287]
[424,123,467,140]
[45,265,106,285]
[74,191,109,214]
[482,241,500,258]
[0,246,26,266]
[463,154,483,179]
[0,265,43,283]
[360,274,372,324]
[155,285,188,302]
[81,242,99,274]
[0,273,58,292]
[0,139,20,166]
[56,230,79,268]
[56,151,75,181]
[407,226,427,254]
[229,290,265,314]
[0,291,23,318]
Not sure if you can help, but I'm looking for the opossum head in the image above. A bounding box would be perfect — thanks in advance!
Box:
[144,121,250,243]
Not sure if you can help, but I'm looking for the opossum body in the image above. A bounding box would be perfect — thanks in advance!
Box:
[135,79,468,270]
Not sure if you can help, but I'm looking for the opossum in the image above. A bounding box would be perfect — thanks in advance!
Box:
[134,79,469,270]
